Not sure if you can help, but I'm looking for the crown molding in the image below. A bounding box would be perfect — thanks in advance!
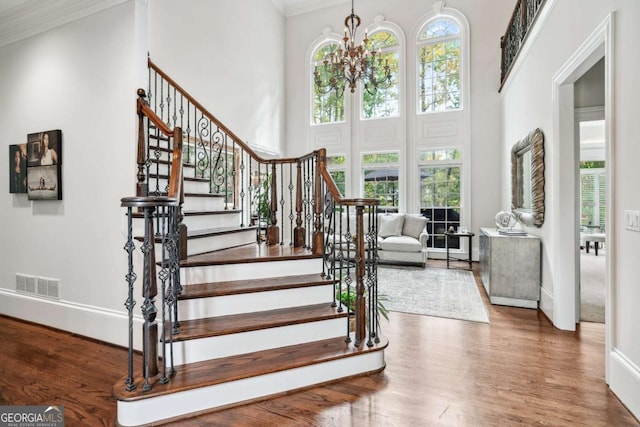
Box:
[0,0,130,49]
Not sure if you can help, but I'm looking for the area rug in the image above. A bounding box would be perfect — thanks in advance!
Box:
[580,249,605,323]
[376,265,489,323]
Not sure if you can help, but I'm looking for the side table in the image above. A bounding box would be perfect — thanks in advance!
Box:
[445,231,475,270]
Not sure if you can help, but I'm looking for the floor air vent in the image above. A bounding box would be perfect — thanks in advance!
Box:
[16,274,60,300]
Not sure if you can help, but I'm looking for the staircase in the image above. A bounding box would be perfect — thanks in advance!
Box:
[113,60,386,426]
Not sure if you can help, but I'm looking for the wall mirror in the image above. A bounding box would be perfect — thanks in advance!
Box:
[511,128,545,227]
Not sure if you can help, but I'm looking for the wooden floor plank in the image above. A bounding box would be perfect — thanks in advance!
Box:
[0,260,637,426]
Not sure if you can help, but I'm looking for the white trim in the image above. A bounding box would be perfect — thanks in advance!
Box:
[539,285,554,321]
[0,288,142,349]
[0,0,130,48]
[499,0,558,93]
[609,348,640,418]
[490,296,537,309]
[551,14,614,385]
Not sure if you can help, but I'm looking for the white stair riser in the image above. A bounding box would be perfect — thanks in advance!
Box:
[154,176,210,194]
[181,258,324,283]
[116,349,384,427]
[178,284,335,320]
[183,212,242,230]
[183,196,226,212]
[187,229,256,256]
[167,317,346,366]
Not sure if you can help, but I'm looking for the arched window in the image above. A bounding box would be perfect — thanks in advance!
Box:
[362,30,400,120]
[416,17,461,113]
[311,42,345,125]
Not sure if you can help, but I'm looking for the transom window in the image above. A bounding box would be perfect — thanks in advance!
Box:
[418,148,462,249]
[362,30,400,120]
[312,42,345,125]
[417,18,461,113]
[362,152,400,212]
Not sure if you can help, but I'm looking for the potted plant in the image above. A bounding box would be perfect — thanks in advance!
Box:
[337,285,389,330]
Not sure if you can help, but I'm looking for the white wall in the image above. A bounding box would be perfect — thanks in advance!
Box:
[285,0,515,251]
[0,2,140,345]
[148,0,286,156]
[500,0,640,418]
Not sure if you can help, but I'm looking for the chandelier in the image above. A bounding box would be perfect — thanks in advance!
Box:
[313,0,392,96]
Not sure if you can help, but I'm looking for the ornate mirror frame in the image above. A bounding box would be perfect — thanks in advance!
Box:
[511,128,545,227]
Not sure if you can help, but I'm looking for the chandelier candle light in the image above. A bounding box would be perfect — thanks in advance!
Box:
[313,0,392,95]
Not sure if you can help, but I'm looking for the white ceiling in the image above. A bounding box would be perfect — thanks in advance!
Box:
[0,0,348,18]
[272,0,349,17]
[0,0,31,15]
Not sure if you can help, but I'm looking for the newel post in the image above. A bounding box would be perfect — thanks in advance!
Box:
[354,205,366,346]
[136,89,149,197]
[312,150,326,255]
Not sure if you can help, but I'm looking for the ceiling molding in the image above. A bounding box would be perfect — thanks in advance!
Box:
[0,0,129,49]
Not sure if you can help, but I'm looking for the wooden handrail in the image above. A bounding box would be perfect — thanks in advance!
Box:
[316,149,379,208]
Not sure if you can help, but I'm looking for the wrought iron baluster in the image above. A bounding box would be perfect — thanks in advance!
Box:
[289,164,294,246]
[141,206,158,392]
[123,206,136,392]
[280,163,285,245]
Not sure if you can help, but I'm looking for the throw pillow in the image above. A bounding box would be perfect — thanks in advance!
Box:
[378,214,404,238]
[402,215,427,240]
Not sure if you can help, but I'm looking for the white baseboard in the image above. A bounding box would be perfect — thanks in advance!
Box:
[609,348,640,419]
[539,285,554,323]
[0,288,142,349]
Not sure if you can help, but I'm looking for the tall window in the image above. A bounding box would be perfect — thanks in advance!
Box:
[326,154,347,196]
[417,18,461,113]
[312,42,345,124]
[362,152,399,212]
[362,30,400,120]
[419,148,461,249]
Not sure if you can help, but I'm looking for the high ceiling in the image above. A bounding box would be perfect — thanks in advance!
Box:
[0,0,349,18]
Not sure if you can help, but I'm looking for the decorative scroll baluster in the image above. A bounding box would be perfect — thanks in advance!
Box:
[123,207,136,391]
[268,162,279,245]
[141,206,158,391]
[288,164,295,246]
[280,163,285,245]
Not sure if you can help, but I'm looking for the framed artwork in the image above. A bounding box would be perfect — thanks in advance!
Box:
[9,144,27,193]
[27,129,62,200]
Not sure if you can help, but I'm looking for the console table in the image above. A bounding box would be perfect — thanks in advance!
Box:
[479,227,541,308]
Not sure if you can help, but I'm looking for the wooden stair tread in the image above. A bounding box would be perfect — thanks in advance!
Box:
[180,274,336,299]
[182,209,241,216]
[147,172,209,183]
[131,209,241,219]
[182,243,319,267]
[171,303,345,341]
[188,226,257,239]
[113,334,388,401]
[136,226,255,242]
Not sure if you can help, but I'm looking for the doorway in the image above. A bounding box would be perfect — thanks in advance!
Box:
[576,110,606,323]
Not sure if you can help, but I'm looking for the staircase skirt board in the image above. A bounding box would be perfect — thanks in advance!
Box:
[116,345,386,427]
[181,258,324,283]
[178,284,335,320]
[167,317,346,366]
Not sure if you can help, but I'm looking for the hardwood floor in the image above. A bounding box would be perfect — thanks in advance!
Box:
[0,261,637,426]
